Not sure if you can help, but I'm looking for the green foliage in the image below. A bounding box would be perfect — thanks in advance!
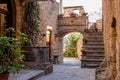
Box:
[64,32,83,57]
[23,2,40,46]
[0,28,28,73]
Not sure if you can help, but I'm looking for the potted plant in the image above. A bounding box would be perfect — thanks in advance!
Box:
[0,28,28,80]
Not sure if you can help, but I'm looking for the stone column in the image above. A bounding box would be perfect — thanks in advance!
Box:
[58,37,63,63]
[59,0,63,14]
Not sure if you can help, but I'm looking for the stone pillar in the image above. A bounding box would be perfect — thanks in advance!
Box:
[59,0,63,14]
[109,28,117,79]
[116,43,120,80]
[58,37,63,63]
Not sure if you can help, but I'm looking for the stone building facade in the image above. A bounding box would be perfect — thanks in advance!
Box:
[38,0,58,63]
[56,6,88,63]
[102,0,120,80]
[0,0,24,37]
[0,0,58,74]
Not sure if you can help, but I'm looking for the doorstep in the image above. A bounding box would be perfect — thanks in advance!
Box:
[9,69,45,80]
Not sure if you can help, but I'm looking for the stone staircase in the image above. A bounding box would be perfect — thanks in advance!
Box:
[81,30,105,68]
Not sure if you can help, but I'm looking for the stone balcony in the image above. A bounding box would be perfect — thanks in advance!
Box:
[58,16,87,26]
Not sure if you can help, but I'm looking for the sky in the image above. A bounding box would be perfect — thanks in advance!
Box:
[56,0,102,22]
[62,0,102,13]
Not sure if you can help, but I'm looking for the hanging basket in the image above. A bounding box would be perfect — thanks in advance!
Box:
[0,72,9,80]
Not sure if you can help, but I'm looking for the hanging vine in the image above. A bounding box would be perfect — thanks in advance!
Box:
[22,2,40,46]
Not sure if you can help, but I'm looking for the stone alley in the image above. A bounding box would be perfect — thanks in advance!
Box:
[37,57,95,80]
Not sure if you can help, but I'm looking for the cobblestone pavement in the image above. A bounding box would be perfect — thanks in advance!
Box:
[37,57,95,80]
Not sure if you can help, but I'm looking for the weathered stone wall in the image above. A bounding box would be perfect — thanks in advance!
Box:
[77,39,83,59]
[57,25,86,37]
[102,0,120,80]
[13,0,58,73]
[0,0,58,73]
[39,0,58,62]
[58,17,87,26]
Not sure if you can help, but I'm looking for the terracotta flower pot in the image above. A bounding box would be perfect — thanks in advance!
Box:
[0,72,9,80]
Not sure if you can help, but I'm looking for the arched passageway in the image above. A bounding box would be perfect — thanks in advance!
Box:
[56,6,88,63]
[63,32,83,59]
[56,29,85,63]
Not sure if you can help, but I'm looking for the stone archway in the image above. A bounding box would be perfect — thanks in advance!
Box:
[56,29,85,63]
[56,6,87,63]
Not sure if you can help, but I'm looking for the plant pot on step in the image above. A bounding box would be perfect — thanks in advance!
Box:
[0,72,9,80]
[0,28,28,80]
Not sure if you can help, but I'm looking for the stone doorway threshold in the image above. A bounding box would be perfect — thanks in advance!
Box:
[9,69,44,80]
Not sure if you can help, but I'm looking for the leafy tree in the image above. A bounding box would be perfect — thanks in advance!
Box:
[64,32,83,57]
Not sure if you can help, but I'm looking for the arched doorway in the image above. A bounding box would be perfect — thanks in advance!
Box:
[0,0,15,35]
[56,30,84,63]
[63,32,83,59]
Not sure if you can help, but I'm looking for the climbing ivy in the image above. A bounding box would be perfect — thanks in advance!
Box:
[22,2,40,46]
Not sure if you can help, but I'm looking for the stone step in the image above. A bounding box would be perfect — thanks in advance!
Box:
[81,63,100,68]
[82,50,104,53]
[85,36,103,38]
[83,53,104,57]
[81,61,102,65]
[85,30,103,34]
[82,30,104,68]
[81,59,103,62]
[81,60,104,68]
[82,46,104,50]
[81,57,103,68]
[9,69,45,80]
[81,61,102,68]
[85,38,103,41]
[82,56,104,59]
[85,42,104,45]
[82,46,104,48]
[84,29,103,33]
[85,39,103,42]
[87,42,104,44]
[85,33,103,35]
[83,54,105,57]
